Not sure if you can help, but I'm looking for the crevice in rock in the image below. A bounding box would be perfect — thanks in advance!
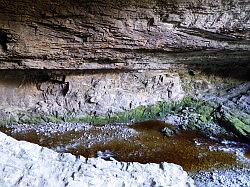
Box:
[34,21,92,42]
[0,30,8,52]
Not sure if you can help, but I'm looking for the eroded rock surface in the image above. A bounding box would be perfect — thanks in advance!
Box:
[0,0,249,120]
[0,70,183,121]
[0,0,249,69]
[0,131,194,187]
[192,168,250,187]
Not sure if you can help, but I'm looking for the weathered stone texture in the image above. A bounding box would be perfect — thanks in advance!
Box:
[0,70,183,120]
[0,131,194,187]
[0,0,249,69]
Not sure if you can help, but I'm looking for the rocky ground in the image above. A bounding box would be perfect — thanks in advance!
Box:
[0,0,249,186]
[191,138,250,187]
[0,77,249,187]
[3,122,137,153]
[192,167,250,187]
[0,131,194,187]
[1,120,249,187]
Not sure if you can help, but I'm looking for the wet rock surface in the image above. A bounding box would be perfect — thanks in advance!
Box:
[177,73,250,140]
[0,131,195,187]
[1,120,249,172]
[0,79,249,186]
[1,119,250,187]
[202,82,250,141]
[0,0,249,186]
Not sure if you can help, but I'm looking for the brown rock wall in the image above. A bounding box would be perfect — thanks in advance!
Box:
[0,0,249,69]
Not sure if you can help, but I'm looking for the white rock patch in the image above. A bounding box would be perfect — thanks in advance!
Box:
[0,131,194,187]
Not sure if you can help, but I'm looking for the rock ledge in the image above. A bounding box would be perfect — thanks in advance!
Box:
[0,131,194,187]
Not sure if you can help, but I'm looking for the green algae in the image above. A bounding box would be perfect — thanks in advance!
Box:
[0,96,225,128]
[1,96,249,141]
[216,111,250,140]
[66,96,216,126]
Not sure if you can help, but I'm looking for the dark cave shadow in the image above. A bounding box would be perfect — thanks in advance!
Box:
[0,50,249,85]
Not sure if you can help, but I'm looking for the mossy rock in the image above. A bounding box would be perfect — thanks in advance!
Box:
[216,110,250,140]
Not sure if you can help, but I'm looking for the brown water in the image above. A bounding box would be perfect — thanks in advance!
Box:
[72,120,238,172]
[0,120,247,172]
[245,149,250,159]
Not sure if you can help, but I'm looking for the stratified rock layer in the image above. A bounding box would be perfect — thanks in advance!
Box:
[0,0,249,120]
[0,0,249,69]
[0,131,194,187]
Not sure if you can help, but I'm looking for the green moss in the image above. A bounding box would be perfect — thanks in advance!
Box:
[226,115,250,138]
[199,115,207,123]
[2,96,247,141]
[12,97,172,126]
[0,118,17,126]
[1,95,248,141]
[0,119,9,126]
[239,116,250,126]
[65,96,217,127]
[19,115,45,124]
[0,96,217,127]
[215,109,250,140]
[67,103,162,125]
[45,115,63,123]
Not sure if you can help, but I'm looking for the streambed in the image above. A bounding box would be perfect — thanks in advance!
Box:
[0,120,249,174]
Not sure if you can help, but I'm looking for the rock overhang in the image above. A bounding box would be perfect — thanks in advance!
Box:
[0,0,249,70]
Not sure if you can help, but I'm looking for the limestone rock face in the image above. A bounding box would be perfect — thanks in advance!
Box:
[0,0,249,119]
[0,70,183,121]
[0,131,194,187]
[0,0,249,69]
